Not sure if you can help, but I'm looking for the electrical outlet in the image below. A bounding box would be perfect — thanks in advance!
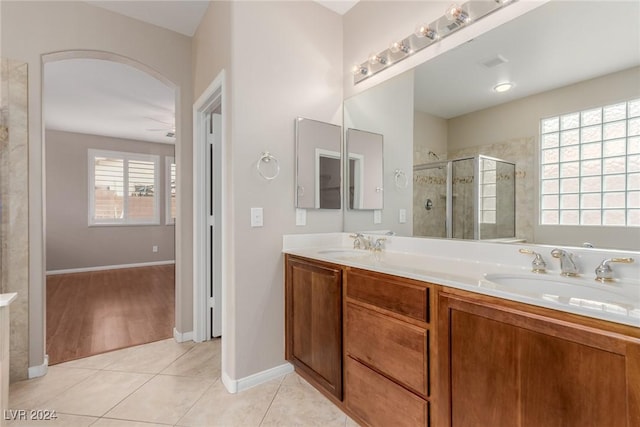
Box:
[152,245,158,253]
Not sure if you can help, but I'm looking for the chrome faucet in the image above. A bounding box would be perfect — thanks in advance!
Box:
[594,257,634,282]
[350,233,372,250]
[551,248,579,276]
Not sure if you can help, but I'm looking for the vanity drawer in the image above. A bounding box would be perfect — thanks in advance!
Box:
[347,269,429,322]
[346,356,428,427]
[346,302,428,397]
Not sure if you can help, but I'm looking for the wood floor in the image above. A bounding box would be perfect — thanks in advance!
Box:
[46,264,175,365]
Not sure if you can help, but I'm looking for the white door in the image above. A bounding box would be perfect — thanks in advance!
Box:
[206,113,222,338]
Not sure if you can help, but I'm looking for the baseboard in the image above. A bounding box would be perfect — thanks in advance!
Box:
[222,362,294,394]
[173,328,193,343]
[46,260,175,276]
[28,354,49,379]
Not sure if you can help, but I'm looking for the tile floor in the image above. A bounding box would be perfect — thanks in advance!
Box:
[8,339,358,426]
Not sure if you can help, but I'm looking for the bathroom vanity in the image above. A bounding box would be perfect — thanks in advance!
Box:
[283,234,640,427]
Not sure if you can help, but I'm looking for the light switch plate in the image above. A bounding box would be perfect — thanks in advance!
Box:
[399,208,407,224]
[296,208,307,226]
[251,207,264,227]
[374,210,382,224]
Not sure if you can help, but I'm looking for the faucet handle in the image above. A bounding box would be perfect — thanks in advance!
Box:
[372,238,386,252]
[519,248,546,273]
[595,257,634,282]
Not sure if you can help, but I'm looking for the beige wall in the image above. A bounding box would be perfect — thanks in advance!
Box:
[230,0,343,379]
[414,110,448,164]
[46,130,175,271]
[192,0,343,380]
[1,1,193,373]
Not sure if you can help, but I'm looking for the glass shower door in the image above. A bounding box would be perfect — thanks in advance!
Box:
[451,158,476,239]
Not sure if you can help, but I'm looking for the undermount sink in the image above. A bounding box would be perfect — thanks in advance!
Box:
[481,273,631,306]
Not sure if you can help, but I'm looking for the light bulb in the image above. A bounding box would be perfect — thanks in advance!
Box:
[368,53,387,65]
[493,82,513,93]
[415,24,439,40]
[389,40,411,54]
[445,4,470,24]
[352,64,368,76]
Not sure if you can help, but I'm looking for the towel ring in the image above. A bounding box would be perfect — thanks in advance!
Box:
[256,151,280,180]
[394,169,408,189]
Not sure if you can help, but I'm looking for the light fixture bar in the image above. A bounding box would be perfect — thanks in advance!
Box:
[353,0,516,85]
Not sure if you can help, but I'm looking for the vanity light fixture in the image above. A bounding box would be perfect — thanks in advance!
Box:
[445,4,470,25]
[353,0,515,85]
[493,82,513,93]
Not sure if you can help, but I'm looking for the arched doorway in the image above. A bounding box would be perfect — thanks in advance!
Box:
[42,51,181,364]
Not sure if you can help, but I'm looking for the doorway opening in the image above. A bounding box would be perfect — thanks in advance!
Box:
[193,71,228,388]
[42,52,179,364]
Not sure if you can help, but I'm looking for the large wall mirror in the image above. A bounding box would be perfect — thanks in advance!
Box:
[295,117,342,209]
[343,0,640,250]
[346,128,384,210]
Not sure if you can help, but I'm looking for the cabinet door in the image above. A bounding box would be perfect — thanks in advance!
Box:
[286,257,342,399]
[438,292,637,427]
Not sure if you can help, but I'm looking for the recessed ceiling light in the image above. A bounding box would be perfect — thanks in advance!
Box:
[494,82,513,93]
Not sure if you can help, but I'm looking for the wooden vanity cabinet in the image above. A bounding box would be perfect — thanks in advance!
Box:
[285,255,343,400]
[437,289,640,427]
[344,268,437,427]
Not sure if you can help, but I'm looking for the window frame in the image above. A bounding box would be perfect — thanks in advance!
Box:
[88,149,161,226]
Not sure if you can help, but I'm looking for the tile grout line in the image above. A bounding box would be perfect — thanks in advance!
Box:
[257,372,288,426]
[173,376,222,427]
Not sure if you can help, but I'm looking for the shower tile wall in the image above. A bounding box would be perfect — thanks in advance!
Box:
[449,137,534,242]
[0,58,29,381]
[413,169,447,237]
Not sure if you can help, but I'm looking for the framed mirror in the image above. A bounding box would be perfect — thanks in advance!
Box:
[346,128,384,210]
[295,117,342,209]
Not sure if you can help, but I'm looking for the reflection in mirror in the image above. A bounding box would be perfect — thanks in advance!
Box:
[413,156,515,240]
[295,117,342,209]
[343,0,640,250]
[346,128,383,210]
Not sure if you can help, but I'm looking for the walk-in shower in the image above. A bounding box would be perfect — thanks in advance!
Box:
[413,155,516,240]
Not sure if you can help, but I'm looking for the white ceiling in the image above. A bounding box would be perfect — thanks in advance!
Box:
[414,1,640,118]
[86,0,359,38]
[44,59,176,144]
[87,1,211,36]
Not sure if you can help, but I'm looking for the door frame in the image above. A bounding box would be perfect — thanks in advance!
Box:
[193,70,231,388]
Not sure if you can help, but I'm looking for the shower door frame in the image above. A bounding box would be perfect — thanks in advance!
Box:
[414,155,516,240]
